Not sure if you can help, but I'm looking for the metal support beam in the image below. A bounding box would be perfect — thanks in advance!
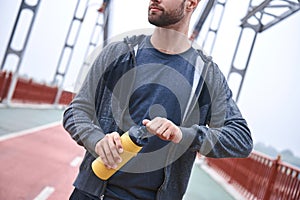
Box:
[227,0,300,102]
[52,0,89,86]
[0,0,41,104]
[190,0,228,55]
[190,0,216,41]
[53,0,110,105]
[74,10,110,93]
[241,0,300,32]
[81,6,110,70]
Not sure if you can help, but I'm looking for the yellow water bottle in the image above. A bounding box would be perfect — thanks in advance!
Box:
[92,126,149,180]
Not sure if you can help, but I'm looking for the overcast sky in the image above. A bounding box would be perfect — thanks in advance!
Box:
[1,0,300,157]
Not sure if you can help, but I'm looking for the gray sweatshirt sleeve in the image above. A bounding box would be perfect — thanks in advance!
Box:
[180,62,253,158]
[63,41,126,157]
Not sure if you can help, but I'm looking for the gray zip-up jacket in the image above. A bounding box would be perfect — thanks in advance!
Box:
[63,35,253,199]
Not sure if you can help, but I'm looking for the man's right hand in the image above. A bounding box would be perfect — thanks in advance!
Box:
[94,132,123,169]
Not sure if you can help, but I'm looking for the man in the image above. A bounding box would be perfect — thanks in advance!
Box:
[63,0,253,199]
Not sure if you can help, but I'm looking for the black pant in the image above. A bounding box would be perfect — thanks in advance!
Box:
[69,188,101,200]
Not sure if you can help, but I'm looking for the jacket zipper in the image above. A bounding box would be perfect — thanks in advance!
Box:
[99,181,107,200]
[156,166,167,200]
[156,142,176,200]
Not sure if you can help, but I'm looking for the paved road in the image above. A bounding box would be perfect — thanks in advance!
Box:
[0,124,84,200]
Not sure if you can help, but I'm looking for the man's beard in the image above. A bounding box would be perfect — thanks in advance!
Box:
[148,1,185,27]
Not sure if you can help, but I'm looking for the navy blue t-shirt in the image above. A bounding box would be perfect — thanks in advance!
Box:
[104,36,199,200]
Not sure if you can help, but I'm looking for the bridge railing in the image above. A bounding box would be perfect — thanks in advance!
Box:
[206,151,300,200]
[0,71,73,105]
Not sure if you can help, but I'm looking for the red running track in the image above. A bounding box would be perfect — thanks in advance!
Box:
[0,124,85,200]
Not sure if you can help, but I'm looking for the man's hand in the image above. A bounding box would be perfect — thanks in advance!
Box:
[95,132,123,169]
[142,117,182,143]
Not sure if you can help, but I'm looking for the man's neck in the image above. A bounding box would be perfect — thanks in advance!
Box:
[150,27,191,55]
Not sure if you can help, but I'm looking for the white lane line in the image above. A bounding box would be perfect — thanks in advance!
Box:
[70,156,82,167]
[33,186,55,200]
[0,121,61,142]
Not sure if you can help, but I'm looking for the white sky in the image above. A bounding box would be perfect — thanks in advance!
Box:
[1,0,300,157]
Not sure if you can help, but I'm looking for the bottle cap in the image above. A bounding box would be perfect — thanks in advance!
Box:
[128,126,151,146]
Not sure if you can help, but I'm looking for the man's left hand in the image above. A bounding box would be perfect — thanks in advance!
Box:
[142,117,182,143]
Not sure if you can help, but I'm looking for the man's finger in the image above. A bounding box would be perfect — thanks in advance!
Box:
[103,140,117,169]
[113,133,123,154]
